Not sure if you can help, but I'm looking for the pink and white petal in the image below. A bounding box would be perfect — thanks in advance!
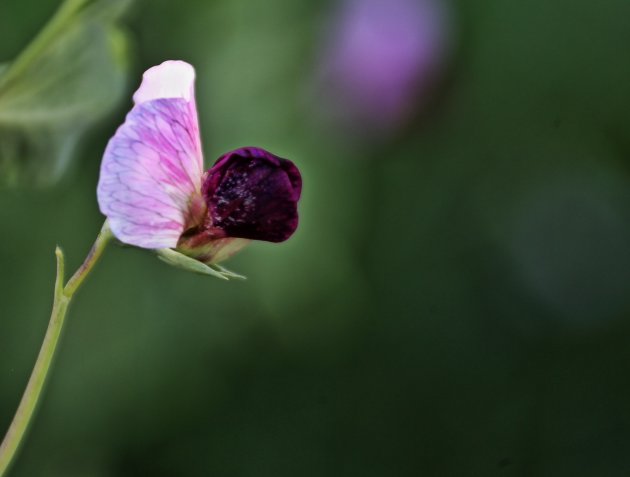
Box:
[97,97,204,249]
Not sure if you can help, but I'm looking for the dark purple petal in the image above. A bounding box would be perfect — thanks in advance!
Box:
[202,147,302,242]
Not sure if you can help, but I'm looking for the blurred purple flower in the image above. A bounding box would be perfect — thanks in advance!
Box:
[97,61,301,265]
[318,0,451,132]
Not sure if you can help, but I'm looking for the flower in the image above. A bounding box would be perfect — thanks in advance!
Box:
[317,0,451,133]
[97,61,301,268]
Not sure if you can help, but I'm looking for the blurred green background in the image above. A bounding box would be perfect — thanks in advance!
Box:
[2,0,630,475]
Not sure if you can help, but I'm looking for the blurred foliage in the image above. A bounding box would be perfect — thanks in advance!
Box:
[0,0,130,187]
[1,0,630,476]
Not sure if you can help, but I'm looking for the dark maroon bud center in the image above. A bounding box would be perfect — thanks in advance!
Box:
[202,147,302,243]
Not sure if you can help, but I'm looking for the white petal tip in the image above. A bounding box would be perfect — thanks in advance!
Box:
[133,60,196,104]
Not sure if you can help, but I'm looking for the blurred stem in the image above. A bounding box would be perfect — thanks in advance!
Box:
[0,220,112,477]
[0,0,88,89]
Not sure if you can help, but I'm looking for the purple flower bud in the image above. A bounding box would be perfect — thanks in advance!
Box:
[202,147,302,243]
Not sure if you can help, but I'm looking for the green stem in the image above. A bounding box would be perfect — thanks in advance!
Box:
[0,220,112,477]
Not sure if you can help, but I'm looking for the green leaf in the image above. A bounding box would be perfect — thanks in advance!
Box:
[0,0,132,187]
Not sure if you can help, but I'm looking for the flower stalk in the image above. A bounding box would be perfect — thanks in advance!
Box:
[0,220,113,477]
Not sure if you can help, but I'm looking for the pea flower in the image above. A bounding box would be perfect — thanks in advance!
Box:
[97,61,301,277]
[0,61,302,473]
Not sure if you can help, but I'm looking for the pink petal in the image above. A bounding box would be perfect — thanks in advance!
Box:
[97,61,204,249]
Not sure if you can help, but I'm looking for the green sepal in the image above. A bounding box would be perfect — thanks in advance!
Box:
[208,263,246,281]
[155,249,246,281]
